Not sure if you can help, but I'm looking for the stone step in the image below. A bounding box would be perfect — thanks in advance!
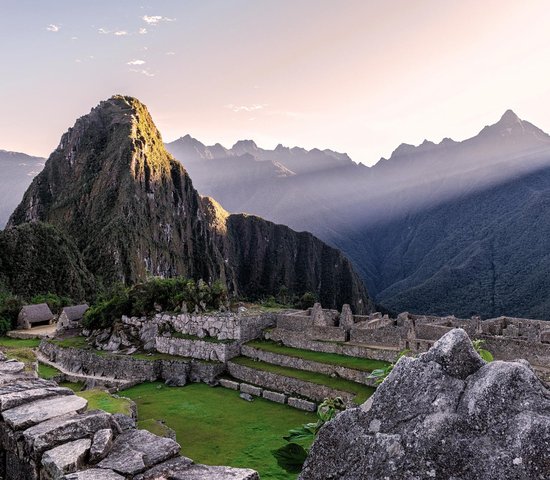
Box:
[227,358,375,407]
[241,343,381,386]
[218,377,317,412]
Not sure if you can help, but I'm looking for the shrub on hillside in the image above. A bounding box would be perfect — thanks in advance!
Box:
[0,290,23,333]
[83,277,228,330]
[30,293,73,315]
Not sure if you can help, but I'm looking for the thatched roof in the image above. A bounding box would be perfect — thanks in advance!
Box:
[61,304,89,321]
[19,303,53,323]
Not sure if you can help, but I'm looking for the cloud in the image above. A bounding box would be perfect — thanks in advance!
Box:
[139,27,148,34]
[98,28,109,34]
[46,24,60,32]
[127,59,146,65]
[165,51,176,56]
[113,30,128,36]
[130,68,155,77]
[225,103,268,113]
[142,15,175,25]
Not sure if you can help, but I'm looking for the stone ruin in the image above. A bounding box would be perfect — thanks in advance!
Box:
[299,329,550,479]
[0,350,259,479]
[272,304,550,383]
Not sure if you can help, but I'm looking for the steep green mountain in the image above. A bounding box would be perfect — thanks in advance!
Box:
[0,150,45,228]
[7,96,371,312]
[0,222,94,300]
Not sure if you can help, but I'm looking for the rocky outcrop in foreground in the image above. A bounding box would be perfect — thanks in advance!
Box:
[0,352,258,479]
[300,329,550,480]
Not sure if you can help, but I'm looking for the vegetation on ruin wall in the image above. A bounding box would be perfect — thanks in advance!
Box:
[123,381,315,480]
[232,357,375,404]
[83,277,228,330]
[246,340,390,372]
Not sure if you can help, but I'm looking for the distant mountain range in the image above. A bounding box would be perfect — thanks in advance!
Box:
[0,151,45,229]
[166,110,550,319]
[3,96,370,312]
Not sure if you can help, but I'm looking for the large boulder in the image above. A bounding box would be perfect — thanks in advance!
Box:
[300,328,550,480]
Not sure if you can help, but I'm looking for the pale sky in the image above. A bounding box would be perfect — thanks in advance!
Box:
[1,0,549,165]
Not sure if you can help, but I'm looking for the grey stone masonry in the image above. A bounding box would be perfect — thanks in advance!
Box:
[0,355,259,479]
[240,383,262,396]
[218,379,240,390]
[262,390,286,404]
[300,329,550,480]
[288,397,316,412]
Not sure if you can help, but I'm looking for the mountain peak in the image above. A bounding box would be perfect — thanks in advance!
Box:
[498,109,521,126]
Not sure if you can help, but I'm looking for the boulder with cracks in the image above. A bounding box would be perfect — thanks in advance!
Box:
[300,328,550,480]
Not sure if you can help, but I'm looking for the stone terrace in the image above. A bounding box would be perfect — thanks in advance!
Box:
[0,351,259,479]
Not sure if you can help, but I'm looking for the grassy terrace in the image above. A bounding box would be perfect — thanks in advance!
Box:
[124,382,315,480]
[246,339,390,372]
[231,357,375,405]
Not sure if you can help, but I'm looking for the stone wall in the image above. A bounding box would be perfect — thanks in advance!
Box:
[155,336,240,362]
[145,311,275,342]
[39,342,225,387]
[349,326,406,347]
[0,353,258,479]
[308,326,347,342]
[415,324,454,341]
[267,329,398,362]
[481,335,550,366]
[227,361,356,405]
[241,345,377,386]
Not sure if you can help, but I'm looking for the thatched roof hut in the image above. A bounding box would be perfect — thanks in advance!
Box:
[18,304,54,329]
[56,304,89,331]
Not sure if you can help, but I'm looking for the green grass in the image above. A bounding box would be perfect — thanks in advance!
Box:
[60,381,84,392]
[123,382,315,480]
[246,340,390,372]
[0,337,41,348]
[76,389,134,416]
[137,418,174,438]
[50,336,89,349]
[232,357,375,405]
[37,362,61,379]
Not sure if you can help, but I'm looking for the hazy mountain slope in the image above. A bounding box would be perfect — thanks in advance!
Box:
[166,111,550,318]
[8,96,371,312]
[0,151,45,228]
[370,165,550,318]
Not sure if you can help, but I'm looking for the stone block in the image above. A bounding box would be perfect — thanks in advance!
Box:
[262,390,286,404]
[240,383,262,396]
[89,428,113,463]
[288,397,316,412]
[65,469,125,480]
[219,379,240,390]
[98,429,180,475]
[41,438,91,479]
[23,410,112,455]
[3,395,88,430]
